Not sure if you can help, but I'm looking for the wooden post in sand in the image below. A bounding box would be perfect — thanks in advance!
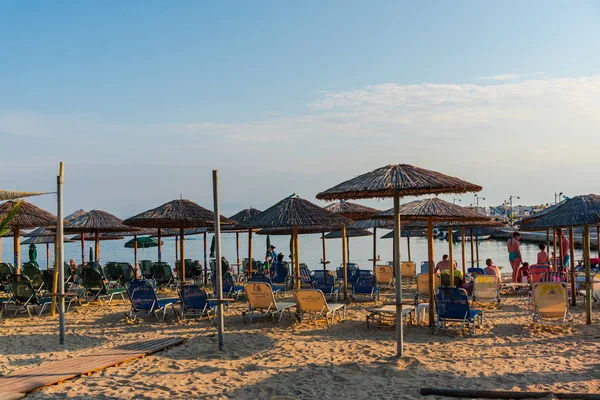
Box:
[448,227,454,286]
[372,227,377,270]
[14,226,20,274]
[322,232,328,274]
[235,232,241,276]
[203,231,208,284]
[470,228,474,268]
[57,162,66,345]
[293,226,300,290]
[212,170,225,351]
[583,225,592,324]
[179,225,185,283]
[569,227,576,306]
[597,226,599,259]
[427,217,435,328]
[341,224,348,301]
[553,229,557,268]
[248,229,253,274]
[546,230,550,257]
[407,235,411,263]
[461,227,466,278]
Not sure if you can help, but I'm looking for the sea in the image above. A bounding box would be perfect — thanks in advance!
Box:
[1,232,587,273]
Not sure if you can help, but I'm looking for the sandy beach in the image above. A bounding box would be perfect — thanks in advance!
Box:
[1,283,598,400]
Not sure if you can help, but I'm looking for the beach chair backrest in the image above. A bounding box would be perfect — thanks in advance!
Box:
[375,265,394,285]
[299,265,312,284]
[244,282,276,310]
[532,282,568,317]
[8,275,39,304]
[104,262,124,281]
[250,272,271,283]
[130,279,159,311]
[179,285,209,310]
[355,270,374,286]
[530,265,551,284]
[593,273,600,294]
[153,262,174,282]
[474,275,500,300]
[82,265,107,293]
[541,271,566,283]
[296,289,329,313]
[416,273,440,297]
[127,279,147,298]
[139,260,154,279]
[0,263,14,283]
[420,261,429,274]
[400,262,416,278]
[118,263,136,283]
[22,262,45,291]
[312,270,335,287]
[467,267,486,278]
[435,287,470,319]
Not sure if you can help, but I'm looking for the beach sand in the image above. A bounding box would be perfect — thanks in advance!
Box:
[1,285,599,399]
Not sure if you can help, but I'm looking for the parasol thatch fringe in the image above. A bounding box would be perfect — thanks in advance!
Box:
[520,194,600,230]
[0,200,56,229]
[324,201,379,221]
[65,209,136,233]
[373,198,491,222]
[0,190,52,201]
[324,228,372,239]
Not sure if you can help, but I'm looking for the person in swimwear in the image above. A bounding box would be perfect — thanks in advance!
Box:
[537,243,550,265]
[556,229,570,269]
[507,232,522,282]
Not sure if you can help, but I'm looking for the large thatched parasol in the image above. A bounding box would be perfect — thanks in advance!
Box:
[242,194,352,290]
[324,201,379,221]
[0,200,57,274]
[521,194,600,323]
[64,209,138,265]
[316,163,482,357]
[124,199,235,282]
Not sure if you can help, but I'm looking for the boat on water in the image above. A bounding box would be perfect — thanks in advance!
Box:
[455,234,491,242]
[434,229,491,241]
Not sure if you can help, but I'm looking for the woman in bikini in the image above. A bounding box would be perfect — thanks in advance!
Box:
[507,232,522,282]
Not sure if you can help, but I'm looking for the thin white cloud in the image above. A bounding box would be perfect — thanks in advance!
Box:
[475,72,544,81]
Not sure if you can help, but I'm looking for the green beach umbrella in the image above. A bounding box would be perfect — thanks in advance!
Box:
[210,235,216,258]
[89,246,94,263]
[289,235,294,262]
[124,236,161,249]
[28,244,37,262]
[266,235,272,258]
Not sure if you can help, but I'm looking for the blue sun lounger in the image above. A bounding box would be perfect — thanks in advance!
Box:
[178,285,216,321]
[434,286,483,336]
[311,270,340,301]
[128,279,179,322]
[351,270,380,301]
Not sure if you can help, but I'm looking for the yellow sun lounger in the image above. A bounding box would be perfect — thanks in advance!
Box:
[415,273,440,306]
[532,282,572,328]
[374,265,394,288]
[473,275,501,309]
[295,289,346,326]
[242,282,295,324]
[400,261,417,280]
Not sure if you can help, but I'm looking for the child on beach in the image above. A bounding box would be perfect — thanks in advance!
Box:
[537,243,549,264]
[517,262,530,283]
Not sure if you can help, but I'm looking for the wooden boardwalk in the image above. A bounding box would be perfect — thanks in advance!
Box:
[0,337,184,400]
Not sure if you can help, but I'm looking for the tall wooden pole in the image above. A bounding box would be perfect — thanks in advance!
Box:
[133,235,138,278]
[157,229,162,263]
[461,227,466,278]
[81,232,85,266]
[475,235,480,267]
[235,232,241,276]
[175,235,178,264]
[203,231,208,284]
[372,227,377,271]
[179,225,185,283]
[321,232,327,274]
[94,231,100,264]
[584,225,592,324]
[52,238,58,317]
[470,228,474,268]
[342,224,348,301]
[546,230,550,256]
[427,217,435,328]
[407,235,411,262]
[46,243,50,270]
[569,227,576,306]
[346,236,350,263]
[393,190,403,356]
[448,227,454,286]
[57,162,65,345]
[597,226,599,258]
[293,225,300,290]
[14,226,20,274]
[212,170,225,350]
[557,229,563,269]
[248,229,253,274]
[553,229,557,268]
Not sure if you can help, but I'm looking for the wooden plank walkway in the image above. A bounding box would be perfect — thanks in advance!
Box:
[0,337,184,400]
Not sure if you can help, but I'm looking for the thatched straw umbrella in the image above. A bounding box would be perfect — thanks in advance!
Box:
[64,209,137,266]
[123,199,234,283]
[521,194,600,324]
[23,228,73,270]
[324,228,372,267]
[0,200,57,274]
[242,194,352,291]
[316,164,482,357]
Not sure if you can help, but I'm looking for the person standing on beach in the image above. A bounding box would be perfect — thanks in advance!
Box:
[556,229,570,269]
[507,232,522,282]
[537,243,550,265]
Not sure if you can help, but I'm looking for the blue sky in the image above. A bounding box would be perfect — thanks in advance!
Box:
[1,1,599,217]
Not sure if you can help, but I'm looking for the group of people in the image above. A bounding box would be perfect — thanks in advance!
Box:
[507,230,570,283]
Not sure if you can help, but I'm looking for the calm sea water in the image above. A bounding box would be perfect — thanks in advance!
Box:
[0,232,586,273]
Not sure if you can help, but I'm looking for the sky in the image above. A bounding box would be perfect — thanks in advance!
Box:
[1,1,600,218]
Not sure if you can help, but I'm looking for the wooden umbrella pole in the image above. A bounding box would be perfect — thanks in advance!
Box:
[393,190,403,356]
[597,226,599,258]
[427,217,435,328]
[475,235,480,267]
[293,225,300,290]
[321,232,327,274]
[235,232,241,277]
[558,229,563,269]
[52,237,58,317]
[46,243,50,270]
[546,230,549,254]
[180,225,185,283]
[14,226,20,274]
[81,232,85,265]
[203,231,208,284]
[94,230,100,264]
[448,227,454,287]
[470,228,474,268]
[569,227,576,306]
[175,235,178,264]
[347,236,350,263]
[341,224,348,301]
[212,169,225,351]
[407,235,411,263]
[553,229,557,268]
[372,227,377,271]
[157,229,162,264]
[57,162,66,345]
[584,225,592,324]
[461,227,466,278]
[248,229,253,274]
[133,235,138,278]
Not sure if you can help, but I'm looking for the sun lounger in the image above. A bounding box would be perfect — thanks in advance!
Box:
[128,279,180,322]
[351,270,380,301]
[81,265,127,304]
[366,304,415,328]
[467,267,485,278]
[415,273,440,306]
[222,274,245,300]
[104,262,126,283]
[311,270,340,301]
[0,263,14,291]
[152,262,175,288]
[299,264,313,287]
[434,286,483,336]
[374,265,394,289]
[336,263,359,285]
[400,261,417,280]
[473,275,501,309]
[529,264,551,284]
[178,285,216,321]
[295,289,345,326]
[242,282,295,323]
[139,260,154,279]
[420,261,429,274]
[531,282,573,327]
[5,275,54,317]
[22,262,46,293]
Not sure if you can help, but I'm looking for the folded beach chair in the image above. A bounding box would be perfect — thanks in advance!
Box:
[176,259,198,281]
[5,275,54,317]
[81,265,127,304]
[242,282,295,323]
[139,260,154,280]
[22,262,46,293]
[531,282,573,327]
[415,273,441,306]
[152,262,175,288]
[473,275,501,309]
[351,270,380,301]
[434,286,483,336]
[311,270,340,301]
[295,289,345,326]
[420,261,430,275]
[374,265,394,289]
[400,261,417,280]
[128,279,180,322]
[178,284,216,321]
